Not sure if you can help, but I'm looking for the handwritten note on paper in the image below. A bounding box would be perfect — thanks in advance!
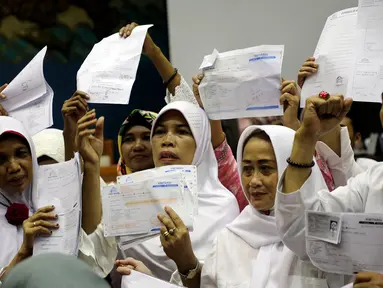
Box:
[301,7,358,107]
[77,25,153,104]
[306,212,383,275]
[1,47,54,135]
[9,84,54,136]
[198,45,284,120]
[33,155,82,256]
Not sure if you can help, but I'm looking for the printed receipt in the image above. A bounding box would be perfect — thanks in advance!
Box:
[306,211,383,275]
[102,172,194,237]
[198,45,284,120]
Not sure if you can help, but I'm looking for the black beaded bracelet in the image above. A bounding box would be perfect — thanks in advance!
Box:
[164,68,178,88]
[286,157,315,168]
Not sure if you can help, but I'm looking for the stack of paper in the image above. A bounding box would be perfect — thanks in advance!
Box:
[198,45,284,120]
[2,47,54,135]
[33,154,82,256]
[77,24,153,105]
[102,165,197,250]
[306,211,383,275]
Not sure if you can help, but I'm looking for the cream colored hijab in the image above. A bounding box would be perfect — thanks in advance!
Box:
[32,128,65,163]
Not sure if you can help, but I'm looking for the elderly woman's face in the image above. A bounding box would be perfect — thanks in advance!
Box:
[152,110,196,167]
[241,137,278,212]
[0,135,33,194]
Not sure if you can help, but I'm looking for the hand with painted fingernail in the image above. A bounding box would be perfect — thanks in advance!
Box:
[21,205,58,253]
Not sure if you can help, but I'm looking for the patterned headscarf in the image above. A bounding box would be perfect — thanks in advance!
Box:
[117,109,157,175]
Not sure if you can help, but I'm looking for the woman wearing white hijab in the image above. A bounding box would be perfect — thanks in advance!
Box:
[118,125,343,287]
[275,95,383,287]
[115,101,240,281]
[0,117,58,281]
[0,114,109,281]
[32,128,65,165]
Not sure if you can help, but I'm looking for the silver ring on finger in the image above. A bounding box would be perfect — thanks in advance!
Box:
[33,222,37,227]
[169,228,176,235]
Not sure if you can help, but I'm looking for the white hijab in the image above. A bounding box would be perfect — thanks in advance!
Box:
[0,117,38,269]
[32,128,65,163]
[227,125,323,288]
[123,101,240,280]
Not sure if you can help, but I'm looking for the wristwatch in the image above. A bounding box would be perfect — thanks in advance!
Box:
[179,261,200,280]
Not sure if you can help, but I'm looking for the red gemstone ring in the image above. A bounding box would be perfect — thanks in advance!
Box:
[319,91,330,100]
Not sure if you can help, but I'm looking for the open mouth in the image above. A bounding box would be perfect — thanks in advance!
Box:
[159,151,179,161]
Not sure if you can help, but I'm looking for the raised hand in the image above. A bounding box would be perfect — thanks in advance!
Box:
[116,258,152,276]
[301,94,352,139]
[192,74,205,108]
[158,206,198,274]
[280,79,300,131]
[62,91,89,137]
[119,22,158,57]
[297,57,318,88]
[21,205,58,252]
[77,110,104,165]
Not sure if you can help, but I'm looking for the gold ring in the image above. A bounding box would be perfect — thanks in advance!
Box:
[33,222,36,227]
[169,228,176,235]
[163,231,170,238]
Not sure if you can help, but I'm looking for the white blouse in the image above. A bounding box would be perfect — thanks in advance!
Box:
[78,224,118,278]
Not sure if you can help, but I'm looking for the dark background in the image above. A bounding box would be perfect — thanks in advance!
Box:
[0,0,169,162]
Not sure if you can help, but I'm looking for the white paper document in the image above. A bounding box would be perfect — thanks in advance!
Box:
[306,211,383,275]
[122,271,180,288]
[1,46,54,134]
[348,0,383,103]
[33,155,82,256]
[103,166,197,244]
[77,24,153,104]
[198,45,284,120]
[301,7,358,107]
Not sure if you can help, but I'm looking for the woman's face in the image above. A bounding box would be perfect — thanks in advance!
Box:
[152,110,196,167]
[121,125,154,172]
[0,135,33,194]
[241,137,278,212]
